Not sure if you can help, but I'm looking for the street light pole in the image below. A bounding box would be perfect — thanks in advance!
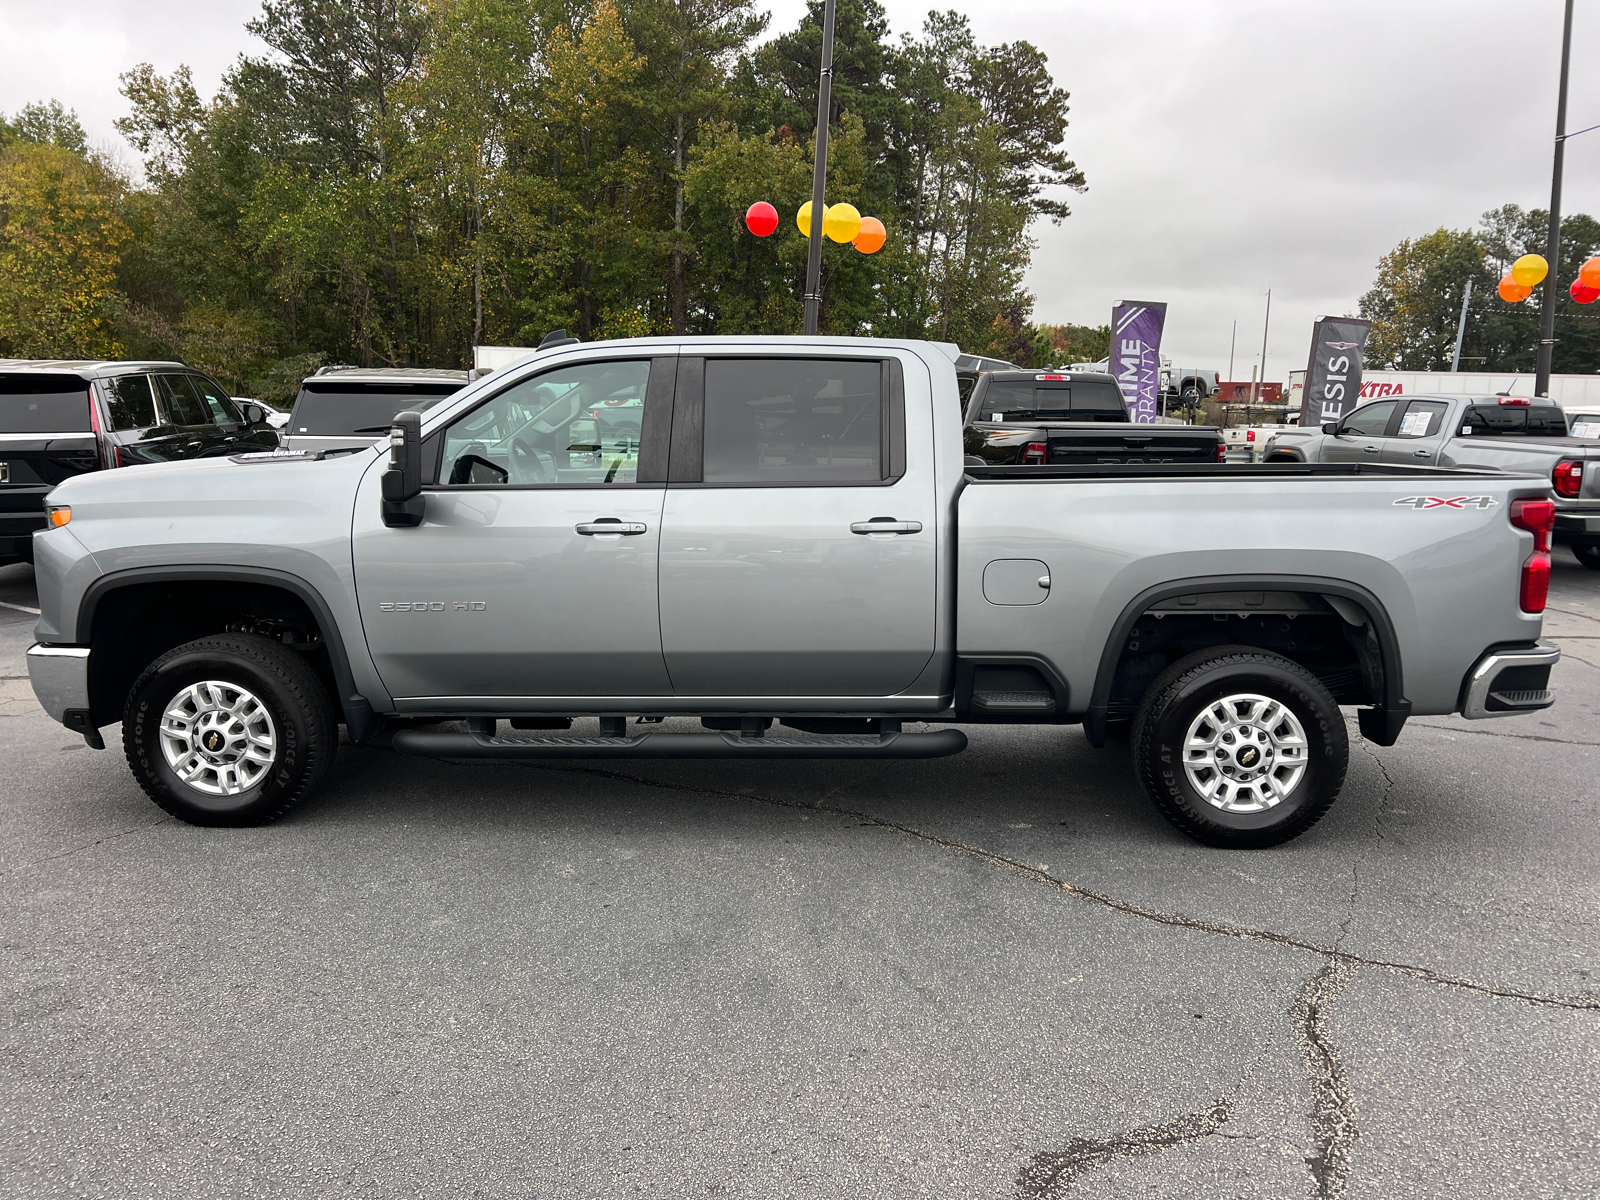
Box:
[1450,278,1474,372]
[1251,289,1271,406]
[1536,0,1575,396]
[802,0,837,337]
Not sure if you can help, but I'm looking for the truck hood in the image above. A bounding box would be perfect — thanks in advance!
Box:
[44,446,379,511]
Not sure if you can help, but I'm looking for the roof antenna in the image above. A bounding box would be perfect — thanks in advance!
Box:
[539,329,579,349]
[1495,376,1520,396]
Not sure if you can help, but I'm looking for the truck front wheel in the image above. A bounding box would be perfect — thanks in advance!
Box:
[123,634,337,827]
[1130,648,1347,848]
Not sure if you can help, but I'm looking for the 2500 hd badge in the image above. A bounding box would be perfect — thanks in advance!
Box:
[378,601,488,612]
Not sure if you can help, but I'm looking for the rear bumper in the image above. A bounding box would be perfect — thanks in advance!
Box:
[1553,513,1600,542]
[26,643,89,723]
[1460,640,1560,719]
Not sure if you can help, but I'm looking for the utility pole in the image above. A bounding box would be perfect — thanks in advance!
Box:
[1450,278,1474,372]
[802,0,837,337]
[1251,290,1271,405]
[1537,0,1575,396]
[1228,320,1237,382]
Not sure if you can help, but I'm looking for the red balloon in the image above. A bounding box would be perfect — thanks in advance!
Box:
[1571,277,1600,305]
[744,201,778,237]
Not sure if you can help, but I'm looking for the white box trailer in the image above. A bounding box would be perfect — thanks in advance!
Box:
[1288,368,1600,415]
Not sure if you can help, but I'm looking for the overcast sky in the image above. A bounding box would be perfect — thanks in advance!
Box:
[2,0,1595,380]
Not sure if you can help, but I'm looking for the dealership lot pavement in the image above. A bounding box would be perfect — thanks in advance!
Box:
[1,557,1596,1200]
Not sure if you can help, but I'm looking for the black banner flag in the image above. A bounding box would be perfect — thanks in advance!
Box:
[1303,317,1372,427]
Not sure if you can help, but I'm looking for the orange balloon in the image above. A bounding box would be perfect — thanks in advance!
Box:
[1499,275,1533,303]
[854,216,886,254]
[1580,256,1600,289]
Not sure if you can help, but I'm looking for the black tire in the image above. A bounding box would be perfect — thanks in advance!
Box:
[123,633,337,827]
[1130,647,1347,848]
[1573,542,1600,570]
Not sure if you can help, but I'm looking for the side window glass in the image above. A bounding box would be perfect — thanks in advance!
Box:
[156,375,208,426]
[441,359,650,487]
[702,358,882,484]
[106,376,157,431]
[1340,400,1395,437]
[191,375,242,425]
[1394,400,1447,438]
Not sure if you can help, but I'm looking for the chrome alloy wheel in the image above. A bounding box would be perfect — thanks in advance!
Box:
[159,680,277,796]
[1181,692,1308,814]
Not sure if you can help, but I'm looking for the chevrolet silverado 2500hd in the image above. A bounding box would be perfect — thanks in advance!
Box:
[26,337,1560,847]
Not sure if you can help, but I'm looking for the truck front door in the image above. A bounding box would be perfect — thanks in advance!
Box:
[352,356,675,703]
[656,354,938,699]
[1321,399,1398,463]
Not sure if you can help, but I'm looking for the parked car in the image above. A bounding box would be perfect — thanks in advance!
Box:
[1264,393,1600,568]
[26,338,1559,850]
[964,369,1225,465]
[1,359,277,566]
[1068,356,1219,402]
[241,396,291,430]
[280,366,469,455]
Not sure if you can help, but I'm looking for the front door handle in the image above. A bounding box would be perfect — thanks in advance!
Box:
[576,519,647,536]
[850,518,923,535]
[1363,445,1380,454]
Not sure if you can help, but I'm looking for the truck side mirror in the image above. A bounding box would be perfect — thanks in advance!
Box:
[381,410,426,528]
[1321,421,1340,435]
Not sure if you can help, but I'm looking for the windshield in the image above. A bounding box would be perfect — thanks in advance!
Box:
[974,379,1128,423]
[289,383,462,436]
[0,375,92,433]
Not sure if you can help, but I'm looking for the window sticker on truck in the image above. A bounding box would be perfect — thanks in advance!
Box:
[1393,496,1497,510]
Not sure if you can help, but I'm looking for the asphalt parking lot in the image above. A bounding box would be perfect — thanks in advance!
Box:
[2,556,1597,1200]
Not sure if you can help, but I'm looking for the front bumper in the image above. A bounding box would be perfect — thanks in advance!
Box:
[1460,640,1560,719]
[26,643,89,723]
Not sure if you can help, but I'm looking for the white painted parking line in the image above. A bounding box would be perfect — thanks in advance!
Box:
[0,599,41,615]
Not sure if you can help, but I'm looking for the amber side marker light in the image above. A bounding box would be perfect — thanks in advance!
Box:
[47,506,71,527]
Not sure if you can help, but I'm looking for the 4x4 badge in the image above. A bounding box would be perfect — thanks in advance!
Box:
[1393,496,1497,509]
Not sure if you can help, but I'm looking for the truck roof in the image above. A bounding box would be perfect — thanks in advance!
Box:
[307,366,469,385]
[0,359,187,376]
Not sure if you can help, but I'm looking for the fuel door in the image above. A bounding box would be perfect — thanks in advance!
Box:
[983,558,1050,606]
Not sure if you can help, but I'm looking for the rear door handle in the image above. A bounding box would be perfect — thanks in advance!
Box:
[850,519,923,535]
[1413,449,1430,458]
[576,520,647,536]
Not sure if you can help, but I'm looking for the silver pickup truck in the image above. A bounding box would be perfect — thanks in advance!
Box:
[1264,393,1600,568]
[24,337,1560,848]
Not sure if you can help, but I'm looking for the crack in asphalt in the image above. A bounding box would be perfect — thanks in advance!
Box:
[1291,958,1358,1199]
[1011,1097,1234,1198]
[454,758,1600,1012]
[4,818,173,876]
[1407,721,1600,747]
[1336,751,1393,953]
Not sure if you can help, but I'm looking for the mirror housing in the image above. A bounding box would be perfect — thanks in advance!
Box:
[1321,421,1341,435]
[381,410,426,528]
[241,402,265,426]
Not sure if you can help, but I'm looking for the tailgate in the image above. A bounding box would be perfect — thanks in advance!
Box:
[1046,425,1220,465]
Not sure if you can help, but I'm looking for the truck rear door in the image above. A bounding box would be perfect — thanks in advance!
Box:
[1380,398,1451,465]
[656,353,937,698]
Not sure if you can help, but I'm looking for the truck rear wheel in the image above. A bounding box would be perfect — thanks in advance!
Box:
[1130,647,1347,848]
[123,634,337,827]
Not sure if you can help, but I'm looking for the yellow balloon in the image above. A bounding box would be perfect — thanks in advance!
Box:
[797,201,813,237]
[1511,253,1548,287]
[824,202,862,244]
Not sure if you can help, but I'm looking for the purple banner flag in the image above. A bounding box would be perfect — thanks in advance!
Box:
[1110,301,1168,424]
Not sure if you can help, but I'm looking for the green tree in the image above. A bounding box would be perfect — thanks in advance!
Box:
[5,100,89,155]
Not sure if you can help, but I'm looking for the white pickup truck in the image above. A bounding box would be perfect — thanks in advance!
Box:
[24,337,1560,848]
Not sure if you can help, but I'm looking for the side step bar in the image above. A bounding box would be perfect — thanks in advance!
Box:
[391,728,968,760]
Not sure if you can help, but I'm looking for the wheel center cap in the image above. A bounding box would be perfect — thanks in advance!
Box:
[202,729,226,753]
[1237,744,1261,768]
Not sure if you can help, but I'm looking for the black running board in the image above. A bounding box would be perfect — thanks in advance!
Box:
[391,728,968,760]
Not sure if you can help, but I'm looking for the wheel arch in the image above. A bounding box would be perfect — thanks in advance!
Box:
[78,566,381,740]
[1084,574,1407,748]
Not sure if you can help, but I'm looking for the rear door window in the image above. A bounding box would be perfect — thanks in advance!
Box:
[0,375,92,432]
[105,375,157,430]
[701,358,882,483]
[156,375,210,426]
[1394,399,1448,438]
[291,382,462,436]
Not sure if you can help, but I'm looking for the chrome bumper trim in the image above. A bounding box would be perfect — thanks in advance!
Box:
[1461,639,1560,720]
[26,643,90,723]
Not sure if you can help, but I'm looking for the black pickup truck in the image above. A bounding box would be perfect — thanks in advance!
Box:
[963,369,1224,465]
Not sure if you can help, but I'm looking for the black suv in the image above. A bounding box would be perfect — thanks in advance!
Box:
[0,359,279,566]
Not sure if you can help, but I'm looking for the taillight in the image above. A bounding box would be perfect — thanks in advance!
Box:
[1246,429,1256,442]
[1022,441,1047,465]
[1215,442,1227,463]
[1553,459,1584,497]
[87,389,112,469]
[1511,497,1555,613]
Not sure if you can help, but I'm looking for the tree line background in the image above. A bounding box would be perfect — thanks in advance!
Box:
[0,0,1110,402]
[1360,203,1600,375]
